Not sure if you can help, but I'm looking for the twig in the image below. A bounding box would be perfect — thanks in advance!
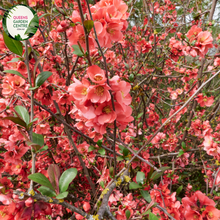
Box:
[210,167,220,195]
[127,69,220,167]
[25,40,36,191]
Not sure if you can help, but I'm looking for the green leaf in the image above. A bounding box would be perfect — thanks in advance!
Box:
[72,45,84,57]
[109,167,114,178]
[84,20,94,33]
[3,116,27,128]
[181,142,186,149]
[32,132,44,147]
[136,172,145,185]
[125,210,131,219]
[100,181,105,189]
[28,173,54,190]
[98,148,105,155]
[35,71,52,87]
[117,156,124,161]
[123,148,129,157]
[124,63,129,68]
[149,212,159,220]
[137,113,143,118]
[14,106,29,125]
[38,186,56,197]
[7,58,21,63]
[56,191,68,199]
[97,140,102,147]
[129,74,134,82]
[176,185,183,195]
[59,168,77,193]
[88,145,96,152]
[36,145,48,153]
[3,69,26,80]
[129,182,142,190]
[151,167,170,181]
[28,86,39,91]
[177,149,184,157]
[3,31,23,56]
[140,190,151,203]
[142,210,151,216]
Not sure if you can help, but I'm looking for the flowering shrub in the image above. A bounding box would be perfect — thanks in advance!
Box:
[0,0,220,219]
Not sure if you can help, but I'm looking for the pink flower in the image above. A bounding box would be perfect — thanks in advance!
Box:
[196,93,214,107]
[214,57,220,66]
[203,135,220,157]
[83,202,91,212]
[186,25,202,42]
[182,191,219,220]
[87,84,111,103]
[68,25,95,50]
[68,78,90,102]
[115,81,132,106]
[87,65,107,84]
[197,31,213,46]
[115,103,133,129]
[195,31,213,57]
[17,61,27,75]
[202,206,220,220]
[94,101,116,125]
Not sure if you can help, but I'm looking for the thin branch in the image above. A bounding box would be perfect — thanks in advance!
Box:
[127,69,220,167]
[25,40,35,191]
[210,167,220,195]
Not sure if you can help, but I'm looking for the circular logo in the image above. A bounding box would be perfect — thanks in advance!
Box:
[2,4,39,41]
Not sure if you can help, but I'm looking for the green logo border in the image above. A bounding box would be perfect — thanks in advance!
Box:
[2,4,39,41]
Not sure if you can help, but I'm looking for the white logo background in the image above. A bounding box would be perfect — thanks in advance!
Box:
[6,5,34,39]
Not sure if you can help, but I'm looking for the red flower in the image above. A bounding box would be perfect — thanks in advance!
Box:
[196,93,214,107]
[87,65,107,84]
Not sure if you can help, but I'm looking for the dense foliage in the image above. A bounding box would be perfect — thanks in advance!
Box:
[0,0,220,219]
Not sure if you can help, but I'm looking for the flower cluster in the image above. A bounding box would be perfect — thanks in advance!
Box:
[182,191,220,219]
[68,65,133,139]
[67,0,129,49]
[0,194,51,220]
[184,25,213,58]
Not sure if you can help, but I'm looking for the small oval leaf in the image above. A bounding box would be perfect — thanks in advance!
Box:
[140,190,151,203]
[125,210,131,219]
[3,69,26,80]
[129,182,142,190]
[59,168,77,193]
[35,71,52,87]
[28,173,54,190]
[3,116,27,128]
[84,20,94,33]
[14,106,30,125]
[72,45,84,56]
[3,31,23,56]
[38,186,56,197]
[149,212,159,220]
[32,132,44,147]
[136,172,145,185]
[56,191,68,199]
